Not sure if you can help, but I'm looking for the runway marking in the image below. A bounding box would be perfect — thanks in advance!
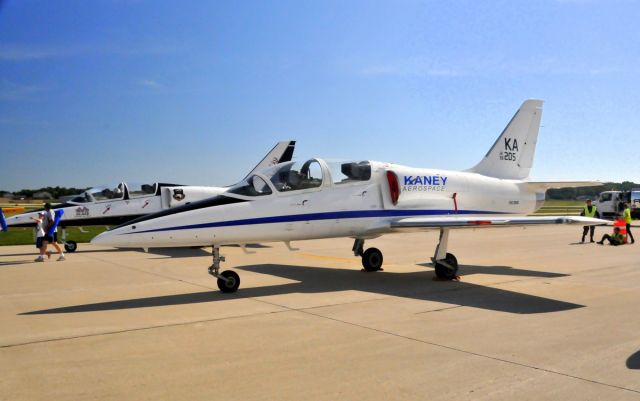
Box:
[298,253,362,264]
[299,252,397,267]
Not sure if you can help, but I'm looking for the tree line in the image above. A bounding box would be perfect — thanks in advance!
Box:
[1,187,89,199]
[547,181,640,200]
[1,182,638,201]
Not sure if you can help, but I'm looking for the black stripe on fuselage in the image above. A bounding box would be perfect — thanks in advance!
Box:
[26,202,77,214]
[111,195,248,230]
[9,215,148,228]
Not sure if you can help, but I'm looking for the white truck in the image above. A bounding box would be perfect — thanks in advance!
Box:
[593,189,640,220]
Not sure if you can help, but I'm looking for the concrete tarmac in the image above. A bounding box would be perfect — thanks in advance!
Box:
[1,226,639,400]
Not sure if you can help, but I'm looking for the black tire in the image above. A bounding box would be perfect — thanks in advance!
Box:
[361,247,383,272]
[64,241,78,253]
[434,253,459,280]
[217,270,240,293]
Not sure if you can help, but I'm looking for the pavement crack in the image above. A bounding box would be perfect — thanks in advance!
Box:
[291,308,640,395]
[0,309,291,349]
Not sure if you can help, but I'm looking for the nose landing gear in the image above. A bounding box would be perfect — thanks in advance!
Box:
[60,229,77,252]
[208,246,240,293]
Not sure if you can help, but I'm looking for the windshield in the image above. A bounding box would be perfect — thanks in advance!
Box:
[264,159,323,192]
[128,182,157,198]
[70,193,93,203]
[228,175,272,197]
[88,183,125,201]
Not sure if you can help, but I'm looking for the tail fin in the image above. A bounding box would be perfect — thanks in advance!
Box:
[0,208,7,232]
[244,140,296,179]
[468,99,543,180]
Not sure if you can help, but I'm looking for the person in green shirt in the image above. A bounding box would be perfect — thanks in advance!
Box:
[597,227,625,246]
[622,203,635,244]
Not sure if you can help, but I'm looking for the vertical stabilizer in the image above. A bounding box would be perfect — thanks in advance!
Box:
[468,99,543,180]
[243,140,296,179]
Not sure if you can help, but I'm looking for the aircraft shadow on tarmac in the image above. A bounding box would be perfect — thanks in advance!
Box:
[417,263,567,278]
[20,263,582,316]
[627,350,640,369]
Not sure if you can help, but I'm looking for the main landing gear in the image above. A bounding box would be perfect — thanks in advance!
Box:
[353,239,384,272]
[353,229,459,280]
[432,228,459,280]
[208,246,240,293]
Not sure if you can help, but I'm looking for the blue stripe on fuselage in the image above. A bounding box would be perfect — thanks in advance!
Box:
[123,209,505,235]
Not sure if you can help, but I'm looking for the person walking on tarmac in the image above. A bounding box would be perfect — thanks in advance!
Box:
[580,199,600,243]
[42,203,65,261]
[597,227,625,246]
[622,203,635,244]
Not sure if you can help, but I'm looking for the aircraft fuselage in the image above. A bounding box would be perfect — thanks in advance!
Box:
[94,160,542,248]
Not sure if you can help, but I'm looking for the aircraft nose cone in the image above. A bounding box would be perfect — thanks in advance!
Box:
[91,230,117,246]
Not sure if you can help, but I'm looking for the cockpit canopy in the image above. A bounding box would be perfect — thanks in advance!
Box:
[69,182,157,203]
[227,159,372,197]
[127,182,157,198]
[267,160,324,192]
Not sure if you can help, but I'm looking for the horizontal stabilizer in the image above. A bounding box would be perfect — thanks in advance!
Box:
[389,215,608,231]
[524,181,603,191]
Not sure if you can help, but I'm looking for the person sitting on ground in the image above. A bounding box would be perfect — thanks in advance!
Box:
[597,227,625,246]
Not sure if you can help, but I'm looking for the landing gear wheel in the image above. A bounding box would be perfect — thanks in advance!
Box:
[64,241,77,253]
[434,253,458,280]
[217,270,240,293]
[361,248,383,272]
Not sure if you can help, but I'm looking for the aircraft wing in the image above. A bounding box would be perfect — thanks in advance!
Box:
[389,215,609,231]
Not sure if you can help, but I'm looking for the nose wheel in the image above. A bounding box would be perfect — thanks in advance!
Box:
[353,239,384,272]
[60,229,77,252]
[208,246,240,293]
[216,270,240,293]
[64,240,77,253]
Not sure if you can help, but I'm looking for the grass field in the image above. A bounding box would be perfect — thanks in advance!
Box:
[539,200,583,207]
[1,206,110,246]
[0,226,108,246]
[533,200,583,216]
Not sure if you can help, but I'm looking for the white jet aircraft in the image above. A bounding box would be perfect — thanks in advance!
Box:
[2,141,296,252]
[92,100,607,293]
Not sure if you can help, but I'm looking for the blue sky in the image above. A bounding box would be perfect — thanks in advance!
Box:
[1,0,639,191]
